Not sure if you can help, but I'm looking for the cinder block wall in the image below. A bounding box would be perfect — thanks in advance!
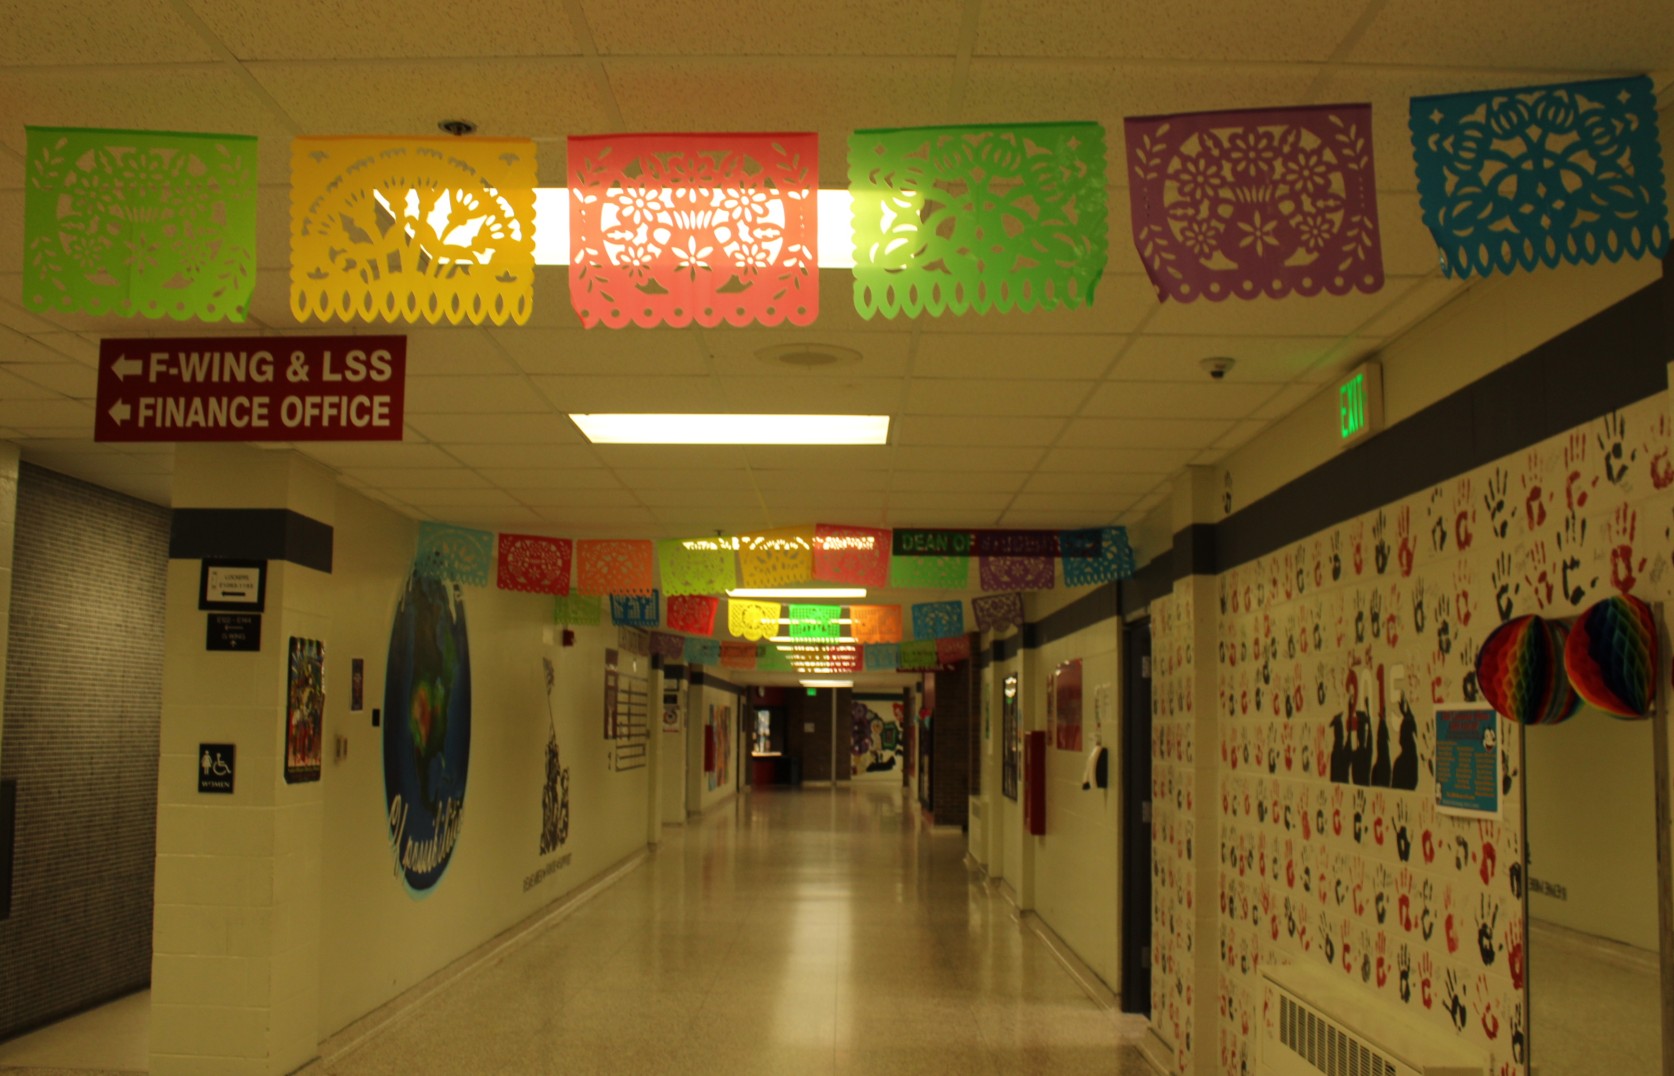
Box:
[0,465,168,1040]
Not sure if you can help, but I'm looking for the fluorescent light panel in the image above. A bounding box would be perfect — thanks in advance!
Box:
[571,413,889,446]
[533,188,855,269]
[800,679,854,688]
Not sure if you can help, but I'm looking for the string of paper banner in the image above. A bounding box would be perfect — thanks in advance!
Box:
[20,76,1669,325]
[416,521,1135,674]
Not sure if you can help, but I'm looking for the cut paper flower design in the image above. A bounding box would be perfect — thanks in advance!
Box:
[576,539,656,595]
[1061,527,1137,587]
[610,592,660,629]
[291,136,536,325]
[789,604,842,639]
[823,646,862,673]
[720,643,756,670]
[865,644,901,671]
[756,645,792,671]
[912,600,965,640]
[1126,104,1383,302]
[813,524,891,586]
[851,605,904,644]
[667,594,719,636]
[890,553,970,589]
[685,638,722,665]
[728,600,781,642]
[649,631,686,662]
[979,554,1056,591]
[850,122,1107,318]
[569,132,817,328]
[900,641,939,670]
[972,592,1026,633]
[1411,76,1669,279]
[738,528,813,588]
[24,126,257,321]
[553,594,602,625]
[497,533,573,595]
[937,636,972,664]
[657,538,738,596]
[416,522,493,586]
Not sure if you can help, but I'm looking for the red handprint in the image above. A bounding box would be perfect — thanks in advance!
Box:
[1522,541,1554,609]
[1418,952,1434,1009]
[1397,506,1415,577]
[1454,477,1475,551]
[1506,917,1525,990]
[1608,503,1646,594]
[1563,430,1598,511]
[1520,449,1549,531]
[1646,411,1674,490]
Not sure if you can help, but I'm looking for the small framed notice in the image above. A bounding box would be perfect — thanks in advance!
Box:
[1435,704,1500,818]
[199,560,267,612]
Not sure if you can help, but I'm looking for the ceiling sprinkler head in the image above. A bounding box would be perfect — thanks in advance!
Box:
[1200,356,1236,381]
[437,119,477,137]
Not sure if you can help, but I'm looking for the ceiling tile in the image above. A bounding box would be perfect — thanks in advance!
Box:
[887,491,1014,511]
[8,361,98,399]
[189,0,585,60]
[294,442,461,469]
[1142,278,1426,339]
[507,488,643,509]
[703,329,915,378]
[590,445,751,470]
[1000,508,1126,527]
[1353,276,1473,340]
[761,491,898,513]
[912,334,1124,381]
[1006,492,1142,514]
[608,468,756,492]
[883,509,1004,528]
[0,367,69,401]
[1038,446,1198,472]
[1252,383,1326,420]
[974,0,1368,62]
[531,374,726,412]
[894,416,1064,446]
[339,467,489,490]
[1214,419,1274,450]
[396,488,522,509]
[1057,417,1233,449]
[533,505,658,531]
[2,1,220,64]
[494,328,711,377]
[247,60,612,141]
[1111,333,1367,383]
[1022,472,1168,495]
[406,375,552,414]
[635,488,762,508]
[405,413,584,445]
[739,445,893,471]
[0,398,95,428]
[916,275,1159,337]
[905,378,1094,416]
[582,0,964,55]
[891,471,1030,493]
[447,443,602,469]
[752,469,890,492]
[896,446,1046,472]
[1080,380,1283,420]
[478,468,626,490]
[427,506,545,529]
[1342,1,1674,71]
[710,376,901,413]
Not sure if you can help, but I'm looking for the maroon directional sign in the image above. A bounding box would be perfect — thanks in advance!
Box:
[94,336,407,443]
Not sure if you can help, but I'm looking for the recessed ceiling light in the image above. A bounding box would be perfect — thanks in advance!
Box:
[728,587,868,599]
[756,343,863,369]
[570,413,889,446]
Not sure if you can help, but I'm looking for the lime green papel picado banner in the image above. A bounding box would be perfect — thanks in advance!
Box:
[849,122,1108,318]
[24,126,258,321]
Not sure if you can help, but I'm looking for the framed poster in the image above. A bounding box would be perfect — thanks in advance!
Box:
[1435,703,1499,818]
[285,636,324,784]
[1054,658,1083,751]
[1001,673,1020,801]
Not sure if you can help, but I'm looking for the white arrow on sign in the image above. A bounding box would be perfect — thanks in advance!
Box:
[108,400,131,425]
[111,354,143,380]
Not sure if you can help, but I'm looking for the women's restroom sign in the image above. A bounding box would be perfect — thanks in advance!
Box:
[94,335,406,442]
[1434,704,1499,818]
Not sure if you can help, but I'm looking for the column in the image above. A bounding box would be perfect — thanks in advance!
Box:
[150,444,335,1076]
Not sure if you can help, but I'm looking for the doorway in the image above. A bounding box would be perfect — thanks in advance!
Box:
[1119,617,1153,1014]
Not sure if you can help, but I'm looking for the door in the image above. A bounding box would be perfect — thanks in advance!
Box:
[1120,617,1153,1014]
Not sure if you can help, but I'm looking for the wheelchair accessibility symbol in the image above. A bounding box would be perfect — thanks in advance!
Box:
[197,743,236,794]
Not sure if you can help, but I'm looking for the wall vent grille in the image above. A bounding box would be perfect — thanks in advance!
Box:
[1278,994,1399,1076]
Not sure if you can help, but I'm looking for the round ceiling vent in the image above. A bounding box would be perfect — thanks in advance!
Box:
[756,343,863,369]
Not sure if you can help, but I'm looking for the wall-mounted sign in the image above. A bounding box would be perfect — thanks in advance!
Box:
[199,559,266,612]
[1435,704,1499,818]
[95,335,406,442]
[1336,360,1384,449]
[198,743,236,794]
[206,613,261,652]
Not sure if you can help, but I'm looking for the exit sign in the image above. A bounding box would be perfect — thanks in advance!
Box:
[1336,361,1384,449]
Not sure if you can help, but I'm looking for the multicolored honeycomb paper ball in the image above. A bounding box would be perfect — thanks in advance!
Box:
[1476,615,1581,726]
[1564,593,1658,720]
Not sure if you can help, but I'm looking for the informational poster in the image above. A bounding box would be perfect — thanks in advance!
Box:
[1001,673,1020,801]
[1435,704,1500,818]
[285,637,324,784]
[1054,658,1083,751]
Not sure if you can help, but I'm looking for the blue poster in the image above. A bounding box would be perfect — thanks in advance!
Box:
[1434,704,1499,818]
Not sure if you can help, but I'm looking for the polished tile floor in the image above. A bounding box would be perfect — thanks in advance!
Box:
[0,784,1152,1075]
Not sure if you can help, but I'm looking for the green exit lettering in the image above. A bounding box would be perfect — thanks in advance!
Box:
[1339,372,1366,440]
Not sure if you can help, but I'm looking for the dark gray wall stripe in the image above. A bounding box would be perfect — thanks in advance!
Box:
[1174,523,1217,578]
[169,508,334,573]
[1119,555,1174,619]
[689,667,744,695]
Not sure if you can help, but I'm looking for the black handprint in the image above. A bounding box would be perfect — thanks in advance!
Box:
[1373,511,1391,574]
[1411,579,1427,634]
[1444,970,1469,1031]
[1476,895,1500,966]
[1484,468,1510,540]
[1511,1002,1526,1064]
[1370,589,1383,639]
[1557,515,1596,605]
[1397,944,1413,1003]
[1395,801,1412,862]
[1330,532,1342,581]
[1492,552,1519,622]
[1600,411,1637,487]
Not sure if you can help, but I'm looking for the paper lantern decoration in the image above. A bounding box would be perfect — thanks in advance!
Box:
[291,136,536,325]
[720,643,756,671]
[553,594,602,625]
[497,533,572,595]
[416,522,493,586]
[889,552,969,589]
[850,122,1108,318]
[937,635,972,664]
[728,599,780,641]
[1475,615,1580,726]
[656,538,738,596]
[576,540,655,595]
[979,554,1056,591]
[738,528,813,588]
[1411,76,1668,279]
[685,637,721,665]
[1126,104,1383,302]
[865,644,901,671]
[24,126,258,321]
[1565,594,1659,719]
[568,132,817,328]
[649,631,686,662]
[851,605,904,644]
[789,604,841,639]
[813,524,891,586]
[666,595,719,636]
[610,591,660,629]
[912,600,965,640]
[972,592,1026,633]
[1061,527,1137,587]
